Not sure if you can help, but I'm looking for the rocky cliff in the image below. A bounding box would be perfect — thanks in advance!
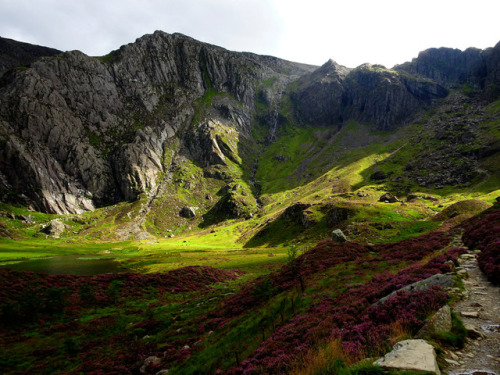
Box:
[0,31,315,214]
[0,32,499,217]
[293,61,448,130]
[394,41,500,98]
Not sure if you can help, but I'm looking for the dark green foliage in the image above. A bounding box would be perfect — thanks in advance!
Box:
[105,280,124,303]
[45,286,70,314]
[63,337,80,357]
[79,284,97,306]
[253,277,277,301]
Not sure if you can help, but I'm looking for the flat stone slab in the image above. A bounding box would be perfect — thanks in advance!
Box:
[374,339,441,374]
[461,311,480,318]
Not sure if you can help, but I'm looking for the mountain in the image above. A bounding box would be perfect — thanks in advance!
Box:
[0,36,61,78]
[1,32,500,375]
[0,32,499,240]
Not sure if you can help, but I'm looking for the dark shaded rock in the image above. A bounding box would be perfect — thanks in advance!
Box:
[0,36,61,77]
[370,171,387,180]
[16,214,33,223]
[325,205,355,227]
[379,192,399,203]
[331,228,348,242]
[282,203,312,220]
[294,60,448,131]
[179,206,197,218]
[406,193,419,201]
[394,46,488,87]
[300,209,314,228]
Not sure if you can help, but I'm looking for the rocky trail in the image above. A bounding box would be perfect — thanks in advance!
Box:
[444,243,500,375]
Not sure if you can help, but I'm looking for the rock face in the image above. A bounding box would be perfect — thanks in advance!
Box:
[0,31,315,214]
[374,339,441,375]
[0,32,498,216]
[294,61,448,131]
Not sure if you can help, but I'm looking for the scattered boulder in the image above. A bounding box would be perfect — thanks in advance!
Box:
[331,229,348,243]
[16,214,34,223]
[416,304,452,338]
[179,206,197,218]
[379,192,399,203]
[140,356,161,374]
[373,339,441,375]
[42,219,67,238]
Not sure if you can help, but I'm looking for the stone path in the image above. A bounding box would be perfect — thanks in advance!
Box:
[444,249,500,375]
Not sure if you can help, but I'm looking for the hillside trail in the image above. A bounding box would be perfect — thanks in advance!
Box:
[444,234,500,375]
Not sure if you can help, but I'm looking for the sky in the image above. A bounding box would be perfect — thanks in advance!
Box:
[1,0,499,69]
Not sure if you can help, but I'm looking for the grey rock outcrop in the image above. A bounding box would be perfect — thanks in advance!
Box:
[0,31,314,214]
[374,274,455,307]
[374,339,441,375]
[331,229,348,243]
[42,219,67,238]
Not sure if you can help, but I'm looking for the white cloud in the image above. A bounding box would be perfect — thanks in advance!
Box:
[0,0,499,67]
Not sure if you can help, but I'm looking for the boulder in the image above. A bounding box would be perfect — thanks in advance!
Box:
[179,206,197,218]
[331,229,348,243]
[379,192,399,203]
[374,274,455,307]
[416,304,452,338]
[16,214,34,223]
[140,356,161,374]
[42,219,67,238]
[373,339,441,375]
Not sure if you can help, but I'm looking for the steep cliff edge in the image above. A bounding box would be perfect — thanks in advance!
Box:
[0,31,315,214]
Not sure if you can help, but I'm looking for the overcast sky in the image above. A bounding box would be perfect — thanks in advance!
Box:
[1,0,499,68]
